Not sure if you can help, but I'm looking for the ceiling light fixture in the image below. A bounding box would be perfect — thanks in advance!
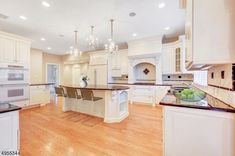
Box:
[19,15,27,20]
[69,30,82,57]
[164,26,170,30]
[129,12,136,17]
[105,19,118,53]
[132,33,137,37]
[40,38,46,41]
[87,26,98,51]
[47,47,51,50]
[42,1,50,7]
[158,2,166,8]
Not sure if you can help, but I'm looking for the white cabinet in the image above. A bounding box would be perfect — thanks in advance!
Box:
[162,36,188,74]
[0,31,31,67]
[16,40,30,65]
[89,52,108,65]
[129,85,170,106]
[110,49,128,77]
[162,44,176,74]
[131,85,156,105]
[88,65,107,85]
[0,36,16,64]
[0,111,19,151]
[164,106,235,156]
[185,0,235,69]
[30,85,50,106]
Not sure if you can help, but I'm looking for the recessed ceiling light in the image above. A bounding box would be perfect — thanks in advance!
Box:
[158,2,166,8]
[40,38,46,41]
[129,12,136,17]
[164,26,170,30]
[0,13,9,20]
[70,46,73,49]
[19,15,27,20]
[132,33,137,37]
[47,47,51,50]
[42,1,50,7]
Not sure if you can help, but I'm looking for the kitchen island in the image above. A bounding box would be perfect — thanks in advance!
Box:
[60,85,129,123]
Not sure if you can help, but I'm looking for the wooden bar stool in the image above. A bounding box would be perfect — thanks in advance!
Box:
[80,89,103,113]
[66,87,81,99]
[80,89,102,101]
[54,87,65,97]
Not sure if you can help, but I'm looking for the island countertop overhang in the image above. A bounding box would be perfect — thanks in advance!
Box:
[60,84,130,91]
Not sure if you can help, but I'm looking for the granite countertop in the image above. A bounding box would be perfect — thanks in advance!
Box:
[0,103,21,114]
[30,83,55,86]
[160,93,235,113]
[108,82,172,86]
[60,84,130,91]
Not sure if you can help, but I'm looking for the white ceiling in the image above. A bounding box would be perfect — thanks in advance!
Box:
[0,0,185,55]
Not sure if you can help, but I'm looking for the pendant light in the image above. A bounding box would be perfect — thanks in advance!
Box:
[105,19,118,53]
[70,30,82,56]
[87,26,98,50]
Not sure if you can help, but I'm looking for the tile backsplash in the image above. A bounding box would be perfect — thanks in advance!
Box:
[208,64,233,90]
[195,84,235,108]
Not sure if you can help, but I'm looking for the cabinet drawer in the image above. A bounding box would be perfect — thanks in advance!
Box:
[132,95,154,104]
[132,87,155,95]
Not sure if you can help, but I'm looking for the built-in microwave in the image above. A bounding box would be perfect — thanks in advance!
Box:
[0,65,29,84]
[0,84,29,102]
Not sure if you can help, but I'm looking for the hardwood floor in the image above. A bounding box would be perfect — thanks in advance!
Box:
[20,97,163,156]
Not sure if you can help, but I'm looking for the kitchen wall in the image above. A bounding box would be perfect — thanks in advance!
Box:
[30,49,43,84]
[30,48,64,84]
[42,53,64,84]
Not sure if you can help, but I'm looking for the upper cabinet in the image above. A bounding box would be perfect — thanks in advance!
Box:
[162,36,189,74]
[110,49,128,77]
[89,51,108,66]
[0,31,32,68]
[185,0,235,70]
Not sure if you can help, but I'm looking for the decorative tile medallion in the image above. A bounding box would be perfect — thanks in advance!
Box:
[143,68,150,75]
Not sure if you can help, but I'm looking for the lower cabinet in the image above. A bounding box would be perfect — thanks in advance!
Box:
[0,111,19,152]
[130,85,170,106]
[30,85,50,106]
[164,106,235,156]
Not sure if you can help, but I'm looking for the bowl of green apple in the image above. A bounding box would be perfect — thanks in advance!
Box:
[174,89,206,102]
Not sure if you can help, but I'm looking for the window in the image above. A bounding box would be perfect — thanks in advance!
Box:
[194,71,208,86]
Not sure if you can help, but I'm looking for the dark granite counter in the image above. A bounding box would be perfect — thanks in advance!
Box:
[108,83,172,86]
[30,83,55,86]
[0,103,21,114]
[160,93,235,113]
[60,85,130,91]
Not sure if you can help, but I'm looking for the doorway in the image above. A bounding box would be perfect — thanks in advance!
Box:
[46,63,60,85]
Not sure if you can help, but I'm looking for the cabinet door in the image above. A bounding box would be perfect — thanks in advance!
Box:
[0,36,16,63]
[185,0,193,65]
[16,40,30,66]
[120,50,128,75]
[88,65,107,85]
[111,52,121,70]
[0,111,19,150]
[162,46,176,74]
